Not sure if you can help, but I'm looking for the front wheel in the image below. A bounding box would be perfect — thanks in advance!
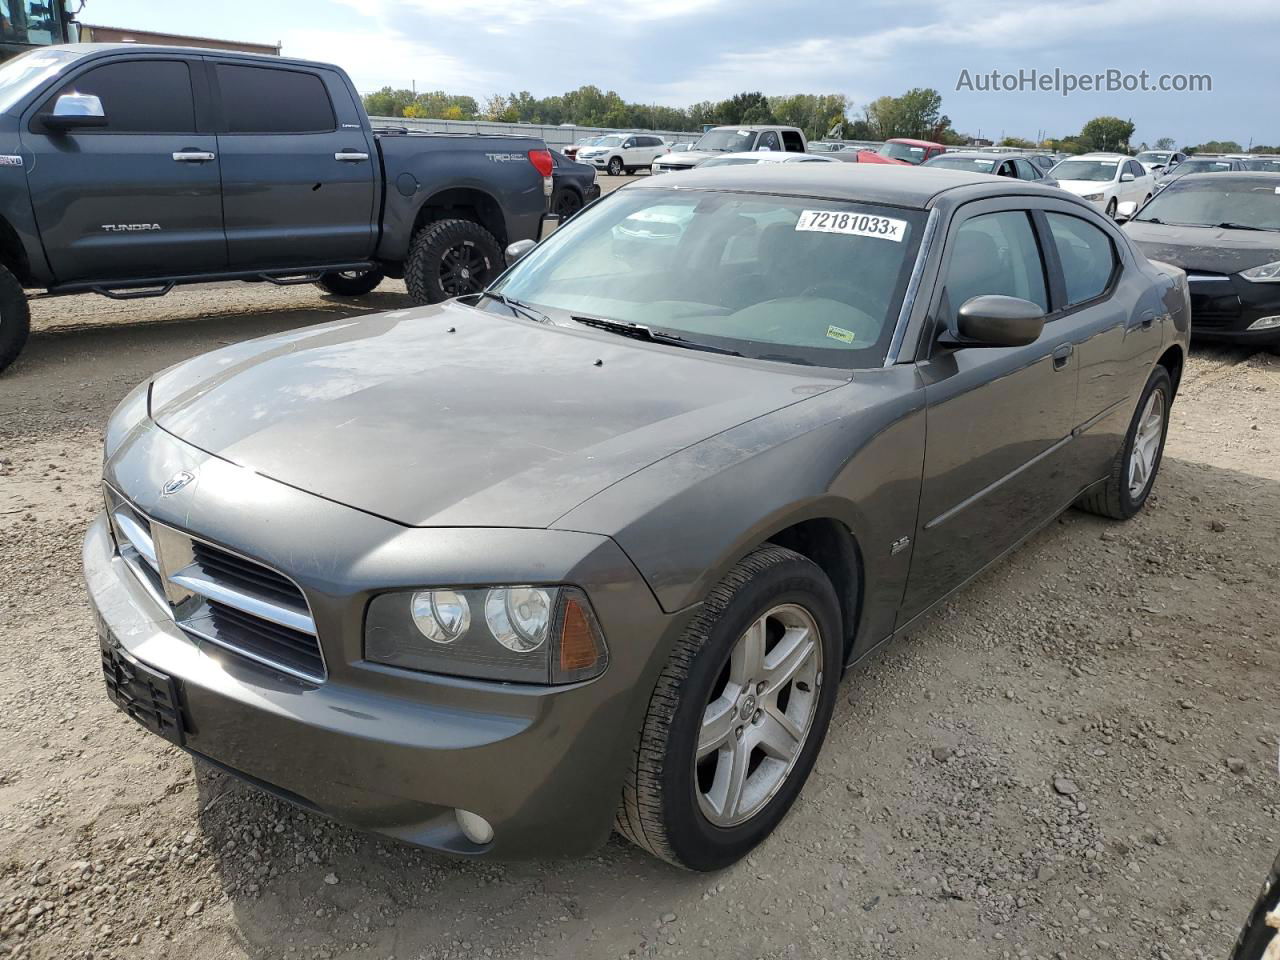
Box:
[616,545,842,871]
[404,219,503,304]
[1077,365,1172,520]
[314,268,384,297]
[607,156,624,176]
[0,264,30,375]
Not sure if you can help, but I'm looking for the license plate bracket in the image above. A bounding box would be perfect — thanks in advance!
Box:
[99,627,185,746]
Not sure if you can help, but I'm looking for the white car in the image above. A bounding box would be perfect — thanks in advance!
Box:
[1048,154,1155,218]
[576,134,669,176]
[1134,149,1187,175]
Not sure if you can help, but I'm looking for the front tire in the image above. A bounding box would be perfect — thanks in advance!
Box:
[1077,365,1172,520]
[0,264,30,375]
[404,219,503,304]
[616,545,842,871]
[314,268,384,297]
[608,156,624,176]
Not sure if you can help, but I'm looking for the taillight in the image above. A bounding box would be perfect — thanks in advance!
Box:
[527,149,554,177]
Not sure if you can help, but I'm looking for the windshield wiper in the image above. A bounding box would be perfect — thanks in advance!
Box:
[571,315,741,356]
[479,290,549,324]
[1214,221,1277,232]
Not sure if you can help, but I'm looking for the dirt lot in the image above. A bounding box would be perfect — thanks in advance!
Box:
[2,258,1278,960]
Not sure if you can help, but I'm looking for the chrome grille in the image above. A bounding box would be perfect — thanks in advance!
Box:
[104,486,325,683]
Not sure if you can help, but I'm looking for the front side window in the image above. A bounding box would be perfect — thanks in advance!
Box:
[759,131,780,151]
[1044,213,1117,306]
[943,211,1048,316]
[493,188,926,368]
[46,60,195,133]
[217,64,334,134]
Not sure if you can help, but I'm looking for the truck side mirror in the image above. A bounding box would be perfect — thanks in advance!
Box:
[43,92,108,131]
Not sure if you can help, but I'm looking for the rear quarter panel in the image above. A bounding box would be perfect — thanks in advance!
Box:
[375,135,547,258]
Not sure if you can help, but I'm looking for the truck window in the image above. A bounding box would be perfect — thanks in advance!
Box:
[45,60,195,133]
[781,130,805,152]
[758,131,780,151]
[216,64,335,134]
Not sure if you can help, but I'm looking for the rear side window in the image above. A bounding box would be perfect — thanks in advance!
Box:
[1045,213,1117,306]
[216,64,335,133]
[944,211,1048,314]
[48,59,194,133]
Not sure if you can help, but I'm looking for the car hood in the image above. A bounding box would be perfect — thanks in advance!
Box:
[149,301,838,529]
[1122,221,1280,274]
[1056,180,1113,196]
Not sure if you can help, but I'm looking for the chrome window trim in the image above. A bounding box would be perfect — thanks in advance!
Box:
[884,206,940,366]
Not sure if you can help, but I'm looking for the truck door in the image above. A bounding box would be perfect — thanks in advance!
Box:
[211,61,376,268]
[22,56,225,284]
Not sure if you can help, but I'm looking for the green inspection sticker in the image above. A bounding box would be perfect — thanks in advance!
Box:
[826,325,855,344]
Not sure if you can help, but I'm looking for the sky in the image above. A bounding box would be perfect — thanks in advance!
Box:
[82,0,1280,147]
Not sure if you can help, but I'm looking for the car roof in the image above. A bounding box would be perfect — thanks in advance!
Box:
[1164,171,1280,186]
[621,162,1066,210]
[68,42,331,72]
[928,152,1010,160]
[709,125,800,132]
[888,138,944,147]
[1072,153,1132,160]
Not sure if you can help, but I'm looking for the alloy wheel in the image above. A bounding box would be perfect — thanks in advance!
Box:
[1128,387,1166,499]
[438,242,488,296]
[694,603,823,827]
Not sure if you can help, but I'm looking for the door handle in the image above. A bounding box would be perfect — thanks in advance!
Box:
[1140,311,1155,329]
[335,151,369,162]
[172,151,216,162]
[1052,343,1073,370]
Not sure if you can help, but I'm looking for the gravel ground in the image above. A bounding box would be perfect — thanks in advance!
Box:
[2,252,1278,960]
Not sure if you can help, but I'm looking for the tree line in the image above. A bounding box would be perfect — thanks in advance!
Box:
[362,86,1277,155]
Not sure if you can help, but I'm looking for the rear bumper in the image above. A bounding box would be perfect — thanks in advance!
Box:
[83,425,693,858]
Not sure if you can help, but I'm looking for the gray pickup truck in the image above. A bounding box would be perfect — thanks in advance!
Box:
[0,44,553,372]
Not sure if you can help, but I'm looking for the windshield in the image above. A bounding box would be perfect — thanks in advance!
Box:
[694,129,758,152]
[923,155,998,173]
[878,142,928,164]
[1171,159,1235,175]
[492,188,925,368]
[590,135,623,148]
[0,47,83,114]
[1136,152,1172,164]
[1050,159,1120,182]
[1134,178,1280,230]
[1244,158,1280,172]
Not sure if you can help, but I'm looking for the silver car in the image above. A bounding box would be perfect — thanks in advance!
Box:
[87,165,1189,870]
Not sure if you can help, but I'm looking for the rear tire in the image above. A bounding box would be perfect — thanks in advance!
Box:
[0,264,30,375]
[616,545,842,871]
[314,268,384,297]
[1077,365,1172,520]
[552,186,584,219]
[404,219,503,304]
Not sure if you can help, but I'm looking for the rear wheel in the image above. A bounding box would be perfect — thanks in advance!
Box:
[616,545,842,871]
[1077,365,1172,520]
[314,268,384,297]
[0,264,30,375]
[404,219,503,304]
[552,186,584,219]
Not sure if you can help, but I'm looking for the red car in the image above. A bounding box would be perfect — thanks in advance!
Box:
[856,138,947,166]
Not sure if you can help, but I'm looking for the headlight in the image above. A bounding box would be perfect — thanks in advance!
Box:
[1082,193,1104,201]
[1240,260,1280,283]
[103,379,151,460]
[365,585,608,684]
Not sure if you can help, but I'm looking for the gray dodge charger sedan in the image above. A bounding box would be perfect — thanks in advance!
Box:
[85,165,1190,871]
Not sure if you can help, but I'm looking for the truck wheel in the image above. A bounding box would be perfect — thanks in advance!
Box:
[608,157,623,176]
[315,268,384,297]
[615,545,841,871]
[405,219,503,304]
[0,265,30,375]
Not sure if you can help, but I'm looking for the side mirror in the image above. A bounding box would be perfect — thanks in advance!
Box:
[42,92,107,130]
[505,239,537,264]
[952,295,1045,347]
[1120,172,1135,182]
[1114,200,1138,222]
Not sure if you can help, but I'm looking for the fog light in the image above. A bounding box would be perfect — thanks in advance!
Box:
[1246,315,1280,331]
[456,809,493,845]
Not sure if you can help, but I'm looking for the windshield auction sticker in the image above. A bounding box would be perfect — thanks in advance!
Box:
[796,210,907,242]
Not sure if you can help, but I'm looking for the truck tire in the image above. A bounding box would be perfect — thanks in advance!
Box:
[405,219,503,304]
[315,268,384,297]
[0,265,30,375]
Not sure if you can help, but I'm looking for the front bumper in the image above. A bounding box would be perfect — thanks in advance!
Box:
[1185,273,1280,344]
[84,425,691,858]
